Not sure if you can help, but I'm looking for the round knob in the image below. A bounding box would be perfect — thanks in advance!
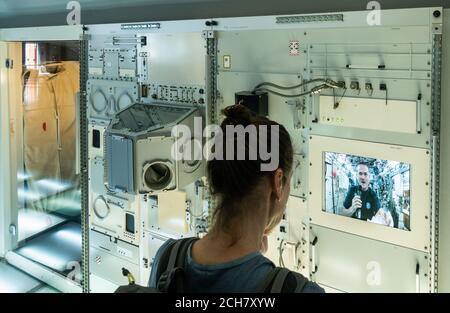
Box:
[205,20,218,26]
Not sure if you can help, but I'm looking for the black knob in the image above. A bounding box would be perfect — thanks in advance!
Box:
[205,20,218,27]
[151,94,158,99]
[433,10,441,18]
[198,98,204,104]
[198,89,204,94]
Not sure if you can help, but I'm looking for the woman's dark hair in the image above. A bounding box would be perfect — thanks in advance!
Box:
[207,104,294,233]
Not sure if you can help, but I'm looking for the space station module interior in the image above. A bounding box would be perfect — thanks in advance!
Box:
[1,6,450,293]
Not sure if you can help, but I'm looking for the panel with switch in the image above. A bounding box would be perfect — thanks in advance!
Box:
[144,84,206,105]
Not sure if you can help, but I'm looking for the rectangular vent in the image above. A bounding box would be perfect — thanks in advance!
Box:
[121,23,161,30]
[276,14,344,24]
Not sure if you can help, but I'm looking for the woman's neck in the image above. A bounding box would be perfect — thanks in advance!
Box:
[192,204,269,265]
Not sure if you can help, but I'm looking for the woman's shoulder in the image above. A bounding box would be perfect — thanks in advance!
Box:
[284,270,325,293]
[302,281,325,293]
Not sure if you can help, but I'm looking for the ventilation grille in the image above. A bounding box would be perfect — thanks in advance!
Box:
[276,14,344,24]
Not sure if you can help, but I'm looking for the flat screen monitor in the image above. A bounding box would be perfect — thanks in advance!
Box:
[323,152,411,231]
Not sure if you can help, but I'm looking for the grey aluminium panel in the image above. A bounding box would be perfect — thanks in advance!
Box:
[217,29,307,74]
[89,230,140,286]
[143,32,206,86]
[217,27,432,149]
[310,224,430,293]
[438,9,450,293]
[87,80,139,120]
[106,135,134,193]
[89,157,106,194]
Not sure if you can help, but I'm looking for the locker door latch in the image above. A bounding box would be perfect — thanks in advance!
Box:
[5,58,13,69]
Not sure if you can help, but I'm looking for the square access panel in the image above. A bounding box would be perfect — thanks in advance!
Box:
[310,224,429,293]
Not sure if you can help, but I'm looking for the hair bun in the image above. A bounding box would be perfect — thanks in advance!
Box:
[222,104,253,126]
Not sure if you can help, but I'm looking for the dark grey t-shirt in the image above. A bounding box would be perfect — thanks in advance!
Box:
[148,239,324,293]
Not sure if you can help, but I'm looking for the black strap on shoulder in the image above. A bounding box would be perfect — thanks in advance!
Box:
[175,237,198,268]
[166,239,185,273]
[292,271,308,292]
[270,268,291,293]
[258,267,283,293]
[259,267,309,293]
[156,237,199,293]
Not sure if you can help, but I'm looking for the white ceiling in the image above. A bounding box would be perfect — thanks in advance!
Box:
[0,0,219,17]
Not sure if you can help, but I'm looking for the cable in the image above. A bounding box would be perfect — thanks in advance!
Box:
[278,239,286,268]
[254,84,333,98]
[253,88,312,98]
[333,87,348,109]
[254,78,336,91]
[122,268,135,285]
[187,207,205,219]
[104,182,117,194]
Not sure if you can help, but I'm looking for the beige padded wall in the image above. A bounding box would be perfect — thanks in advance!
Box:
[23,69,60,180]
[50,61,80,181]
[23,61,79,182]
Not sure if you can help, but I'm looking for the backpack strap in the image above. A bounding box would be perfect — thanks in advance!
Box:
[175,237,198,268]
[292,271,308,292]
[258,267,309,293]
[269,268,291,293]
[157,237,198,293]
[166,239,185,273]
[257,267,282,292]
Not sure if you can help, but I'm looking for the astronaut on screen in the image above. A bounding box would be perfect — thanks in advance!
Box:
[341,161,394,227]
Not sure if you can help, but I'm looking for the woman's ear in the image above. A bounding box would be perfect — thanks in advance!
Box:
[271,168,284,200]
